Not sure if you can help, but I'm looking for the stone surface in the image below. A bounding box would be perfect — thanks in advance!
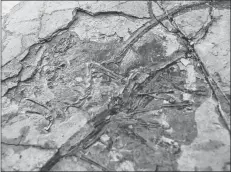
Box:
[195,9,230,95]
[43,1,80,14]
[2,35,22,66]
[78,1,150,18]
[175,8,210,37]
[1,1,230,172]
[2,145,57,171]
[6,20,40,35]
[39,9,74,38]
[2,1,20,16]
[69,13,149,42]
[177,98,230,171]
[50,157,88,171]
[1,58,22,80]
[4,2,43,25]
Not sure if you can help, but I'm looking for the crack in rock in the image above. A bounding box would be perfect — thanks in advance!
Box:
[1,1,230,171]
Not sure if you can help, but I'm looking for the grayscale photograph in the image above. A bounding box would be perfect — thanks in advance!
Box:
[1,0,230,171]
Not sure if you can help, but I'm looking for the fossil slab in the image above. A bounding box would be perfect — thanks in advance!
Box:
[1,1,230,171]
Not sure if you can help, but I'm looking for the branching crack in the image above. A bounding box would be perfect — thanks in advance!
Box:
[2,1,230,171]
[101,1,208,66]
[2,83,19,97]
[1,67,23,83]
[39,7,150,43]
[154,0,230,132]
[191,6,221,44]
[154,1,189,41]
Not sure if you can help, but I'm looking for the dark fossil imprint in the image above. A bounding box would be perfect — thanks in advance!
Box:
[1,1,230,171]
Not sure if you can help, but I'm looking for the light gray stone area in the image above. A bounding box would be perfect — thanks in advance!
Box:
[1,1,230,171]
[178,98,230,171]
[78,1,150,18]
[195,9,230,95]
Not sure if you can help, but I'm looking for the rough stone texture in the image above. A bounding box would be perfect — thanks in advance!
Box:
[2,35,22,66]
[69,13,149,42]
[195,9,230,95]
[1,1,230,171]
[50,157,88,171]
[175,8,210,37]
[177,98,230,171]
[43,1,80,14]
[6,20,40,35]
[39,9,74,38]
[2,145,57,171]
[78,1,150,18]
